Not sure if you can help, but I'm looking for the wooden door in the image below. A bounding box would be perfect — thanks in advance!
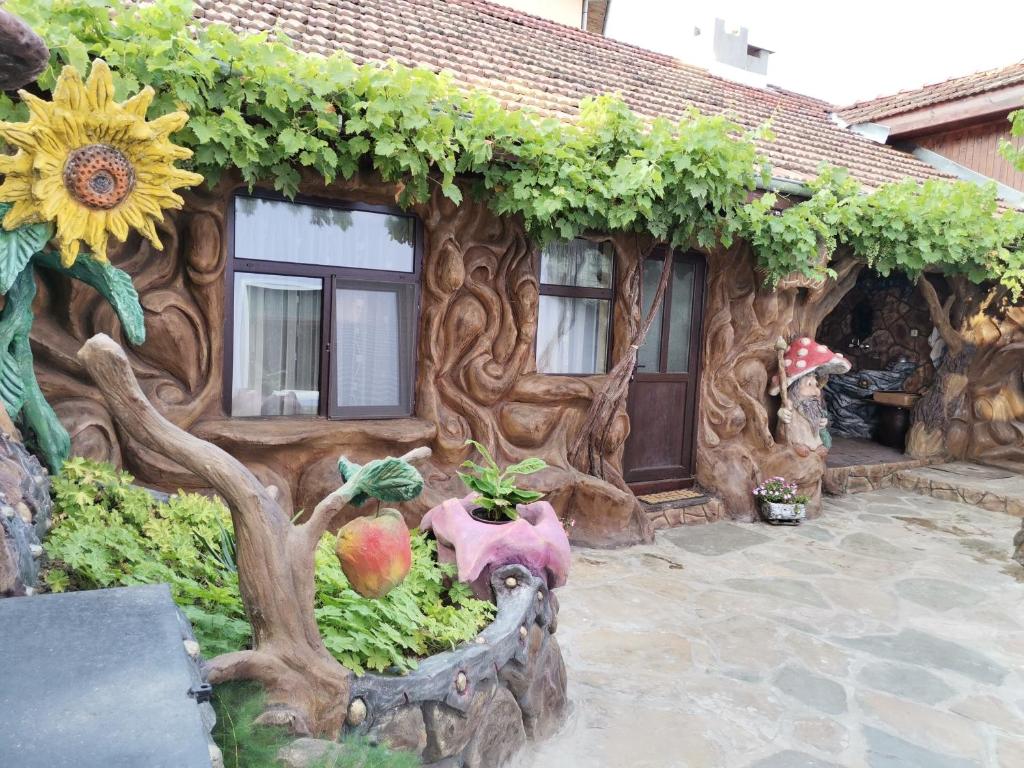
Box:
[622,250,706,493]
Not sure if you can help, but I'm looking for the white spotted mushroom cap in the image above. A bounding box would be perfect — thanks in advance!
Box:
[769,337,851,396]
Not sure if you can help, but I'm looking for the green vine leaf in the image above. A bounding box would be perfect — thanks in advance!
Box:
[0,204,53,294]
[3,0,1022,299]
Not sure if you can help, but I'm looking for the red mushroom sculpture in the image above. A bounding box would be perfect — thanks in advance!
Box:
[769,337,851,457]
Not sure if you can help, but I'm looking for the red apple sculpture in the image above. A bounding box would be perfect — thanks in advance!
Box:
[335,508,412,599]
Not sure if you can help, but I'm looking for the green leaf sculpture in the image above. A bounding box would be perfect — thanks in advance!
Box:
[337,455,425,508]
[0,204,51,293]
[0,214,147,471]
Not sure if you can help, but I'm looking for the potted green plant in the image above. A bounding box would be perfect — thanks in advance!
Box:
[753,477,807,524]
[421,441,570,598]
[457,439,547,523]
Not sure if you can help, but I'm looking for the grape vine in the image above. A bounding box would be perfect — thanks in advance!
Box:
[3,0,1022,294]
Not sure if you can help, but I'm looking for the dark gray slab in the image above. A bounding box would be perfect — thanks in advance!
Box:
[662,522,769,556]
[835,629,1007,685]
[0,584,213,768]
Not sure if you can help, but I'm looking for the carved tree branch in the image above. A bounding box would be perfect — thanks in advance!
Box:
[918,275,964,355]
[78,332,352,736]
[301,445,432,546]
[795,257,864,334]
[569,243,673,476]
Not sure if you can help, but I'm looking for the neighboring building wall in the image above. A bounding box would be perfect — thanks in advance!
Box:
[915,119,1024,191]
[493,0,583,28]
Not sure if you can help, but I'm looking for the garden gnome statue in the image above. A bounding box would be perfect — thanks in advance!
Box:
[769,337,851,457]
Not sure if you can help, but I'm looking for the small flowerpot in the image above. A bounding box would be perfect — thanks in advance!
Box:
[421,496,571,599]
[761,501,806,524]
[468,507,512,525]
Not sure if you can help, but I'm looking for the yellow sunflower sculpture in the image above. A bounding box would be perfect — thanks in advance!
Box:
[0,59,203,267]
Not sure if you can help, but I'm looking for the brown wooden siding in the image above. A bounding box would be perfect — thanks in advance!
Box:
[915,119,1024,191]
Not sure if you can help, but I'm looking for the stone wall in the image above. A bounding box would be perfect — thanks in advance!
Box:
[822,456,931,496]
[0,432,51,597]
[279,564,567,768]
[644,496,725,530]
[818,272,936,393]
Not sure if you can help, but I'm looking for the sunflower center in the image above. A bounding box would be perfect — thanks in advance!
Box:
[63,144,136,210]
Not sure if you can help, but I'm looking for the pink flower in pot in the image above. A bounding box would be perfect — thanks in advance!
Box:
[420,441,571,599]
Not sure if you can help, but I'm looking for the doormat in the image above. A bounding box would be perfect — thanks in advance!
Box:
[638,488,704,504]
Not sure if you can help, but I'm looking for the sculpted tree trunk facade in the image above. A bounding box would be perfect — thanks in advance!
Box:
[695,245,863,519]
[30,170,648,545]
[908,275,1024,466]
[27,166,1024,533]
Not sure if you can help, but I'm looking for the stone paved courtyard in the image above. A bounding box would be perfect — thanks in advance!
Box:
[513,489,1024,767]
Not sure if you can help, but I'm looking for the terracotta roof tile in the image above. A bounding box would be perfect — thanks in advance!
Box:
[192,0,953,189]
[839,61,1024,124]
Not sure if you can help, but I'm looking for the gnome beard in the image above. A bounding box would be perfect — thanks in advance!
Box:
[779,374,830,456]
[794,384,827,426]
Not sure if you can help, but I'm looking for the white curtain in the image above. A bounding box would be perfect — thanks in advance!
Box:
[232,274,321,416]
[536,295,610,374]
[539,239,612,288]
[334,287,403,407]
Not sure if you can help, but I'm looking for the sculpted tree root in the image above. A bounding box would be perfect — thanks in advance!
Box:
[78,332,430,737]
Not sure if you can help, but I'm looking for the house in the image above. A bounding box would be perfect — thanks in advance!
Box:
[23,0,1022,545]
[837,61,1024,207]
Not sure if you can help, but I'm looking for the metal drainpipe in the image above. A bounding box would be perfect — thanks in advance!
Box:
[581,0,589,31]
[765,177,811,198]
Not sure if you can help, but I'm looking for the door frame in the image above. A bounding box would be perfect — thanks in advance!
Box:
[623,249,707,495]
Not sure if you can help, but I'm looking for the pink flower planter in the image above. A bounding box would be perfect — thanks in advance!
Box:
[420,496,571,600]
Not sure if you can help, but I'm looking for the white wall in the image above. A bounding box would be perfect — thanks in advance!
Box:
[495,0,584,28]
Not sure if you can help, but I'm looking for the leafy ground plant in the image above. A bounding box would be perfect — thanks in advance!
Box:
[214,682,419,768]
[457,439,547,521]
[46,458,494,672]
[45,456,250,656]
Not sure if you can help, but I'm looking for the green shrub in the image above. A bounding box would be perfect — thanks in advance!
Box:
[45,457,250,656]
[46,458,494,673]
[213,682,420,768]
[314,531,494,674]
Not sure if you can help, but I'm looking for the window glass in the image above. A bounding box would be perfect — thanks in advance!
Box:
[536,295,610,374]
[234,197,415,272]
[334,283,415,413]
[231,273,322,416]
[636,258,666,373]
[667,259,695,372]
[539,239,613,289]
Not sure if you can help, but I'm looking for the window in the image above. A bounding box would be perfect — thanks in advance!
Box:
[535,239,614,374]
[228,195,419,419]
[636,252,696,374]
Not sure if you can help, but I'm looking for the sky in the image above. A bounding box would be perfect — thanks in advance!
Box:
[605,0,1024,106]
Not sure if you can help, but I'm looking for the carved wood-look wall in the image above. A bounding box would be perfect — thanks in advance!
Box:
[28,166,1024,540]
[30,170,650,546]
[945,304,1024,468]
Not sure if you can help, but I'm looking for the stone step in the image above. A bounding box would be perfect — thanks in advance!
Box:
[895,462,1024,518]
[642,494,725,530]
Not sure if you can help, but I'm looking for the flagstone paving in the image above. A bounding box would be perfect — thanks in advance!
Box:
[511,489,1024,768]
